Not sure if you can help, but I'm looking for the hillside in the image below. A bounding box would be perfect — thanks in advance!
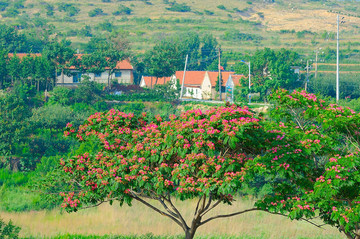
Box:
[0,0,360,56]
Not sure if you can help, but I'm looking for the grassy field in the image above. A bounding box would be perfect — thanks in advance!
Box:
[0,0,360,55]
[1,199,345,239]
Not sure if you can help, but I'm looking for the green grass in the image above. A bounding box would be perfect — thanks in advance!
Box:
[1,0,360,56]
[22,235,344,239]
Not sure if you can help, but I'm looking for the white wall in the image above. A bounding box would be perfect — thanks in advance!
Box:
[183,87,202,99]
[56,69,133,85]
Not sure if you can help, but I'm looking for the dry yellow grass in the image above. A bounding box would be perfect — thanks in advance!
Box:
[260,8,360,33]
[1,199,345,238]
[2,0,360,53]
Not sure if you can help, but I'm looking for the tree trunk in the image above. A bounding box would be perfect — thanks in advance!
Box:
[61,69,64,85]
[107,70,111,89]
[184,226,198,239]
[45,77,49,91]
[184,214,201,239]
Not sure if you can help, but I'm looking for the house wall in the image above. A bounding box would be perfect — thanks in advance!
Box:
[139,77,146,88]
[183,87,202,99]
[201,72,212,100]
[56,70,133,85]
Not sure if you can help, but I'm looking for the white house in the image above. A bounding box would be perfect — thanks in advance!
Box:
[171,71,209,99]
[56,54,134,86]
[168,71,240,100]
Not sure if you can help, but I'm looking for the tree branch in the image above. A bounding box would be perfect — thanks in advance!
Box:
[128,191,184,230]
[157,197,179,219]
[200,199,222,217]
[194,195,203,216]
[164,194,189,230]
[262,209,325,229]
[200,208,259,226]
[203,193,212,212]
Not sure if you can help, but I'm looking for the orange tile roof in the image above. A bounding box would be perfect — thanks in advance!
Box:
[175,71,206,86]
[207,71,235,87]
[142,76,171,87]
[8,53,42,59]
[74,54,133,70]
[231,74,245,86]
[8,53,133,70]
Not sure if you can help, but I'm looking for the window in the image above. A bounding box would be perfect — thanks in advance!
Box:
[115,71,122,77]
[95,72,101,77]
[73,73,82,83]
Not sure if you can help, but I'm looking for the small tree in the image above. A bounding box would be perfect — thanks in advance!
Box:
[57,89,360,239]
[0,218,20,239]
[0,48,8,89]
[43,40,76,86]
[82,33,130,87]
[60,105,266,239]
[144,39,183,88]
[250,89,360,239]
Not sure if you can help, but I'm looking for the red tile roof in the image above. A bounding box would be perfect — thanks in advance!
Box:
[175,71,206,86]
[73,54,133,70]
[8,53,133,70]
[207,71,235,87]
[231,74,245,86]
[8,53,42,59]
[142,76,171,87]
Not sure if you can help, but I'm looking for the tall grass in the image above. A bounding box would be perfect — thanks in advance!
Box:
[1,199,345,239]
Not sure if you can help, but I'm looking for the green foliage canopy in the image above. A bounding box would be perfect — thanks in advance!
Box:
[234,48,303,100]
[58,89,360,239]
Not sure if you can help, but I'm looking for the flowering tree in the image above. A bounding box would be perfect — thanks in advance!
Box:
[61,105,266,239]
[59,90,360,239]
[251,89,360,239]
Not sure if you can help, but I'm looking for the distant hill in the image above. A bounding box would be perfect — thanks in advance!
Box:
[0,0,359,55]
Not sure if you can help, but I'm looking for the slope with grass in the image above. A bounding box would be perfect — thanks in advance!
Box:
[0,0,359,55]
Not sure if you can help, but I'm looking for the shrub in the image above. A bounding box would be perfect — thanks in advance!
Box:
[95,20,114,32]
[0,1,9,11]
[88,8,104,17]
[79,25,92,37]
[204,10,214,15]
[47,86,73,106]
[112,5,132,15]
[57,3,80,17]
[217,5,226,10]
[222,30,263,41]
[0,218,20,238]
[166,2,191,12]
[1,8,19,17]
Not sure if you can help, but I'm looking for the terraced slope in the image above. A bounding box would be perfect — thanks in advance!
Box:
[0,0,359,54]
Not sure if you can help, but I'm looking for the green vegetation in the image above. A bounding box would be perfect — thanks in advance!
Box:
[0,0,358,55]
[21,235,344,239]
[0,218,20,238]
[0,1,359,238]
[88,8,104,17]
[54,90,360,239]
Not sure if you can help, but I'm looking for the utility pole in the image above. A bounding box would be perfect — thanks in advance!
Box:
[336,14,340,102]
[305,60,309,91]
[248,61,251,90]
[180,54,188,99]
[240,60,251,104]
[315,51,318,78]
[218,47,221,101]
